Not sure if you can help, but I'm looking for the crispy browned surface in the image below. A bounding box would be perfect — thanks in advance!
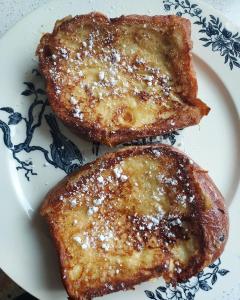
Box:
[41,145,228,300]
[37,13,210,146]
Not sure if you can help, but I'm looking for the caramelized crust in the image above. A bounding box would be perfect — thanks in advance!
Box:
[41,145,228,300]
[37,13,210,146]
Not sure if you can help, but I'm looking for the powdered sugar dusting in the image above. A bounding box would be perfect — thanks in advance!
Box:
[70,198,78,207]
[46,22,181,118]
[113,166,128,182]
[157,174,178,186]
[47,90,198,281]
[70,96,78,105]
[37,15,208,279]
[97,175,104,184]
[73,106,84,120]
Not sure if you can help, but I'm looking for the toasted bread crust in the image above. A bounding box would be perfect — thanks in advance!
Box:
[37,13,210,146]
[41,145,228,300]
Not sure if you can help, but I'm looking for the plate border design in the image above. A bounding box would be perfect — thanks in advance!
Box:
[163,0,240,70]
[144,259,229,300]
[0,70,83,180]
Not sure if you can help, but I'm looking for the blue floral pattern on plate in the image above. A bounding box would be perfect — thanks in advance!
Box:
[163,0,240,70]
[145,259,229,300]
[0,69,83,180]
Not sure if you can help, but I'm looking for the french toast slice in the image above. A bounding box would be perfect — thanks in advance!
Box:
[41,145,228,300]
[37,13,210,146]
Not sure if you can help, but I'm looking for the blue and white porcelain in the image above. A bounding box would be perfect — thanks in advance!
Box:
[0,0,239,299]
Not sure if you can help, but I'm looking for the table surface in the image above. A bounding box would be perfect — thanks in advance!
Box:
[0,0,239,299]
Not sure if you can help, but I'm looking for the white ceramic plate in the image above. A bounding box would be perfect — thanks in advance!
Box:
[0,0,240,299]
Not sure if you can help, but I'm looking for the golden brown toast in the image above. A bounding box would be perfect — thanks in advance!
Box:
[41,144,228,300]
[37,13,210,146]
